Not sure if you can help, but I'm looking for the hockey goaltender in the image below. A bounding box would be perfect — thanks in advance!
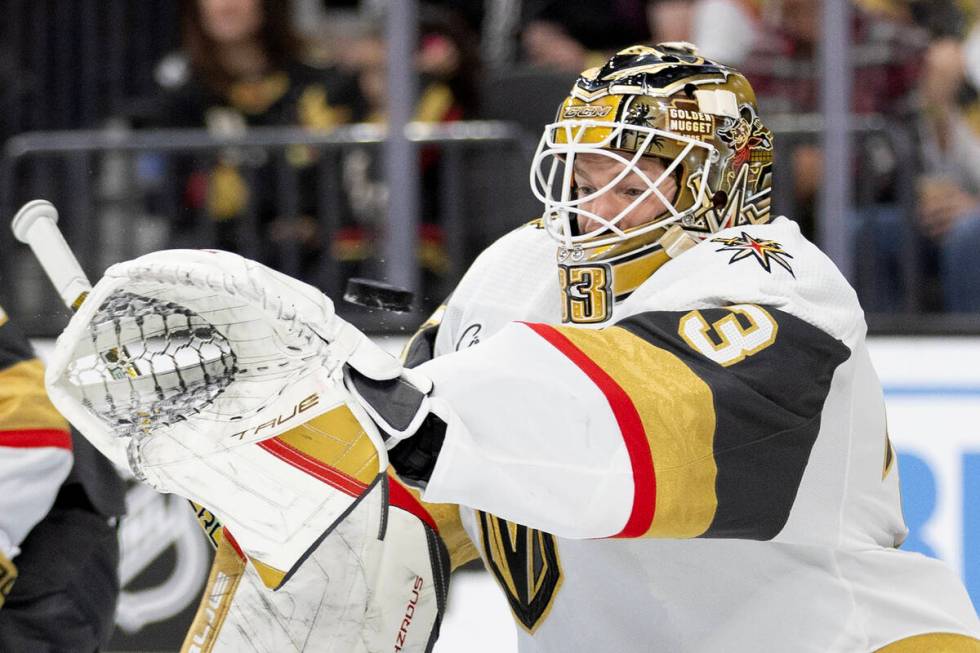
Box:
[38,44,980,652]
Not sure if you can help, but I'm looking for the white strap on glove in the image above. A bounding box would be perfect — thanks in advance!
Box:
[344,364,433,445]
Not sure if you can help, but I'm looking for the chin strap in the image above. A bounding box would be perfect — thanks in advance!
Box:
[660,224,699,259]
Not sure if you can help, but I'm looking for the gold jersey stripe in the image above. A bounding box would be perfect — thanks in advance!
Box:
[875,632,980,652]
[0,359,69,432]
[554,325,719,538]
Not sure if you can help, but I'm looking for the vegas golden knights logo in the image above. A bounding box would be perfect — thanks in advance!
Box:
[477,512,563,633]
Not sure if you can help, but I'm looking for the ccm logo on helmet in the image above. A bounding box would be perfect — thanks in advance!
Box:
[563,105,612,118]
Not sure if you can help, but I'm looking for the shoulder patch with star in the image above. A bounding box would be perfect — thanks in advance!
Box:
[710,232,794,277]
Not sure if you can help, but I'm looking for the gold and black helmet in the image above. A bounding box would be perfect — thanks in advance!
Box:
[530,43,773,253]
[529,43,774,322]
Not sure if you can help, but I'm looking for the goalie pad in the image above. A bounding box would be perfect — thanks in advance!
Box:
[44,249,401,586]
[181,475,449,653]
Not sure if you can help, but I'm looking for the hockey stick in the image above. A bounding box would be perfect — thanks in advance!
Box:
[12,201,137,379]
[12,201,400,586]
[10,199,225,549]
[10,200,92,311]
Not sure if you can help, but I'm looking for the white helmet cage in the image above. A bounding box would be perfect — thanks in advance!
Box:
[530,118,718,250]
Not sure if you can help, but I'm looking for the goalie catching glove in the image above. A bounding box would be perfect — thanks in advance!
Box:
[43,249,450,651]
[44,249,435,583]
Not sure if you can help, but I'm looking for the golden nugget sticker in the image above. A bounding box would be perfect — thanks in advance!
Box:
[666,107,714,137]
[563,104,612,118]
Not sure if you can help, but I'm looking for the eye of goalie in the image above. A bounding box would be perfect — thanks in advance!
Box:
[66,291,237,438]
[570,153,678,237]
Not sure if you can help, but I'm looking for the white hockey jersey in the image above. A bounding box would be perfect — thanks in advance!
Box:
[413,217,980,652]
[0,306,73,561]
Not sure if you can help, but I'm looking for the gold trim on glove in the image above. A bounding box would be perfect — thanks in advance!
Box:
[180,534,246,653]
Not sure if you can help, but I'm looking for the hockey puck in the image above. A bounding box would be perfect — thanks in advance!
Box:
[343,278,414,312]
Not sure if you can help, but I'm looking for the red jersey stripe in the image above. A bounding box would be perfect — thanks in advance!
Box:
[521,322,656,538]
[0,428,72,450]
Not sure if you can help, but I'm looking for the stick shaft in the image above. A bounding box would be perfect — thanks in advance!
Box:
[10,200,92,310]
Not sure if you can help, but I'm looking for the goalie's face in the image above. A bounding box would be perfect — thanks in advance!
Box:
[572,153,678,236]
[530,114,716,252]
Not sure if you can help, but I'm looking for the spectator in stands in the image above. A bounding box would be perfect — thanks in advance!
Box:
[352,8,480,125]
[731,0,927,312]
[521,0,649,72]
[807,0,980,313]
[127,0,366,279]
[915,28,980,311]
[645,0,760,65]
[342,6,483,307]
[743,0,923,217]
[645,0,695,43]
[521,21,597,74]
[416,9,483,287]
[745,0,923,115]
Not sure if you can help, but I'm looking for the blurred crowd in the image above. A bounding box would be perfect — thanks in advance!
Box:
[5,0,980,315]
[4,5,980,650]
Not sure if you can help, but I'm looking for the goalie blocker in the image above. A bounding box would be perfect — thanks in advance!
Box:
[42,249,448,652]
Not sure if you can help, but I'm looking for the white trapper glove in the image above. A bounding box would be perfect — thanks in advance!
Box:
[43,248,432,586]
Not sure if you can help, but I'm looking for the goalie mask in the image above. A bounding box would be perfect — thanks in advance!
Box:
[529,43,774,324]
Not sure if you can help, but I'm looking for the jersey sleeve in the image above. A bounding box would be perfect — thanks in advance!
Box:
[417,304,851,541]
[0,308,73,559]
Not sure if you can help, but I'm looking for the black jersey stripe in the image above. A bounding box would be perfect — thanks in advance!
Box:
[617,305,851,540]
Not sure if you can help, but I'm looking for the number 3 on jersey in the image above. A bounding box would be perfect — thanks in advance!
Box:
[559,264,613,324]
[678,304,778,366]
